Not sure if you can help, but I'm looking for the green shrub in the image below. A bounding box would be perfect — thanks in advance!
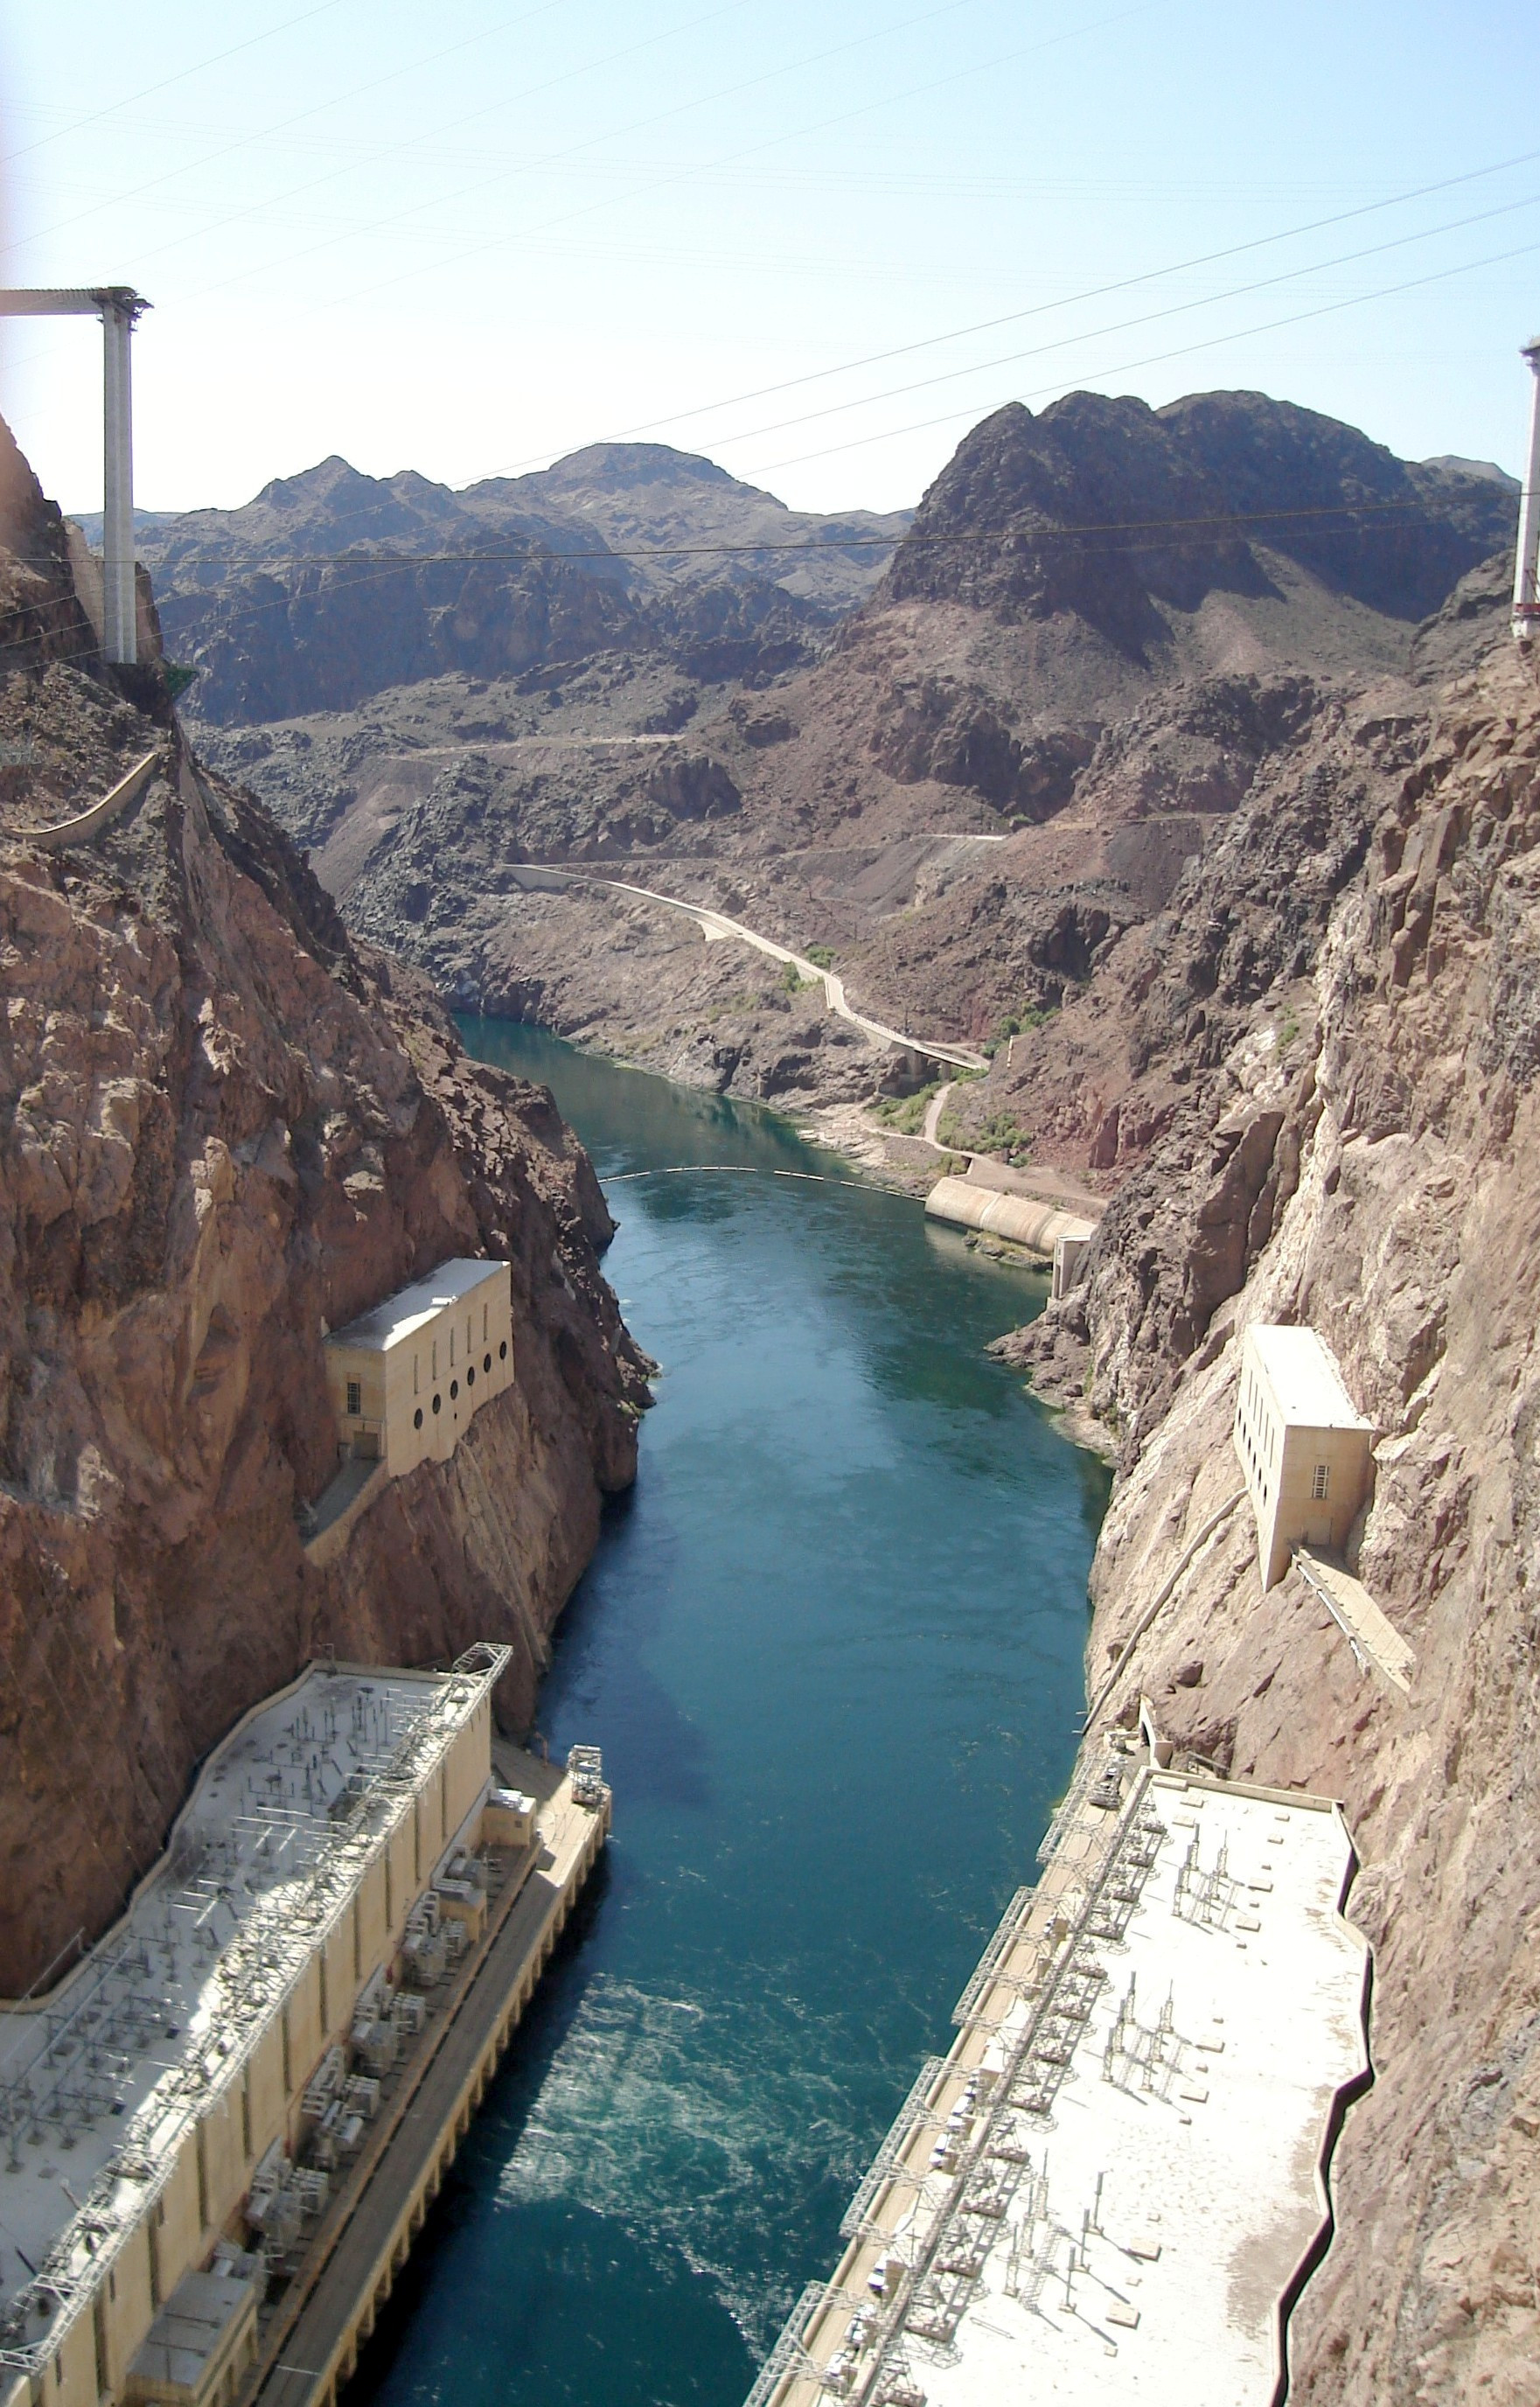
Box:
[869,1081,940,1134]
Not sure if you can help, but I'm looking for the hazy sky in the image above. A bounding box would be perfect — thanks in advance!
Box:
[3,0,1537,518]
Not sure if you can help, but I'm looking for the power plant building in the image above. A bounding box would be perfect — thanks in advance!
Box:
[0,1650,512,2407]
[324,1259,513,1476]
[1233,1324,1375,1589]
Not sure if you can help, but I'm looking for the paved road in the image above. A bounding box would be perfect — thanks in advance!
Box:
[507,865,987,1071]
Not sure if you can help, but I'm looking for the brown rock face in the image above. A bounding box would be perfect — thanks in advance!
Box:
[1009,639,1540,2401]
[0,436,649,1996]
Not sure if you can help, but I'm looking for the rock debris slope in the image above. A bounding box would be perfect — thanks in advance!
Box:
[1008,626,1540,2404]
[0,420,650,1996]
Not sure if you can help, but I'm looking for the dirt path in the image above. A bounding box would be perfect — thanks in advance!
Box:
[507,865,988,1071]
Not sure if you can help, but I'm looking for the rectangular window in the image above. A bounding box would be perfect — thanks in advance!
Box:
[449,1327,456,1366]
[1311,1462,1330,1501]
[345,1378,362,1417]
[413,1354,419,1397]
[432,1339,438,1379]
[483,1303,489,1342]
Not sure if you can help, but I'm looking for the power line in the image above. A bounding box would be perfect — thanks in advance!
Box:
[0,0,356,169]
[665,191,1540,459]
[479,144,1540,472]
[750,231,1540,477]
[268,0,1160,325]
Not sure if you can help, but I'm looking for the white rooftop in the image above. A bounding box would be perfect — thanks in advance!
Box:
[907,1779,1367,2407]
[1248,1324,1371,1431]
[326,1258,505,1355]
[0,1656,501,2367]
[756,1762,1371,2407]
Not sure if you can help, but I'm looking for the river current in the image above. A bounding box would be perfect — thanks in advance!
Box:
[352,1023,1107,2407]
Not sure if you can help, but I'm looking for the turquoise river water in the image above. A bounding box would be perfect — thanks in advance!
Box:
[352,1022,1108,2407]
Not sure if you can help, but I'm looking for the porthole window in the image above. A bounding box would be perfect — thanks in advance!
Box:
[414,1407,423,1430]
[432,1393,442,1415]
[449,1378,459,1400]
[484,1351,491,1374]
[466,1365,476,1387]
[499,1340,507,1360]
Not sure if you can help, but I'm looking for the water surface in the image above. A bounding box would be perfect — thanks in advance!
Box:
[354,1023,1107,2407]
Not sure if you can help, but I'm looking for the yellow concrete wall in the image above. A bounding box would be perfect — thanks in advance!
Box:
[321,1913,357,2042]
[52,2302,98,2407]
[246,2019,289,2166]
[157,2138,204,2301]
[357,1852,390,1977]
[443,1704,490,1844]
[387,1817,417,1950]
[199,2089,245,2233]
[99,2220,156,2396]
[286,1955,324,2096]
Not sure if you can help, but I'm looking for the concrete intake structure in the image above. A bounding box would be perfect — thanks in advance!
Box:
[1233,1324,1374,1589]
[0,288,149,665]
[923,1176,1096,1292]
[324,1259,513,1477]
[0,1648,609,2407]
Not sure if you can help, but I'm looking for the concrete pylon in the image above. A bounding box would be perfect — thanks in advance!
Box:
[100,294,137,665]
[1512,336,1540,644]
[0,283,150,664]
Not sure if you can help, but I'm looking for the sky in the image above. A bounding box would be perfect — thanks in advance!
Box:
[2,0,1538,520]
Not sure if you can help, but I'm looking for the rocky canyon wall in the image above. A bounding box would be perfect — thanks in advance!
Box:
[1011,636,1540,2404]
[0,423,651,1996]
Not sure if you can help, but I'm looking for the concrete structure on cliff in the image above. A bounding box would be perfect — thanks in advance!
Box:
[324,1259,513,1476]
[0,288,148,666]
[1233,1324,1374,1589]
[746,1734,1369,2407]
[0,1648,609,2407]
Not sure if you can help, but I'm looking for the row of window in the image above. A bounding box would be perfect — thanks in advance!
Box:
[412,1302,495,1397]
[345,1341,508,1428]
[409,1342,508,1431]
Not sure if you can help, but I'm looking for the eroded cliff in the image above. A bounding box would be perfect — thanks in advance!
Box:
[0,425,651,1996]
[1010,631,1540,2403]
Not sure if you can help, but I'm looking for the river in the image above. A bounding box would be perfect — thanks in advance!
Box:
[352,1023,1108,2407]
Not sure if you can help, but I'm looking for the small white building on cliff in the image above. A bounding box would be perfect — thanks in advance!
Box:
[324,1259,513,1478]
[1233,1323,1374,1588]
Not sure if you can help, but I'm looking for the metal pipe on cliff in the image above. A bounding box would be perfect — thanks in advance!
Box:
[1512,335,1540,643]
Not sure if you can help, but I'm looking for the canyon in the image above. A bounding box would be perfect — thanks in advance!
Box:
[4,361,1538,2407]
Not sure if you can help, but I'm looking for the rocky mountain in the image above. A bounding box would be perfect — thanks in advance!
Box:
[0,418,650,1993]
[473,439,910,611]
[100,445,909,723]
[207,387,1516,1116]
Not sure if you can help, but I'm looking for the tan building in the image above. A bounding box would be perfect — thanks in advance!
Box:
[1233,1324,1375,1588]
[0,1650,511,2407]
[324,1259,513,1477]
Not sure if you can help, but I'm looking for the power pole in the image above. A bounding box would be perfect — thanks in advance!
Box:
[0,285,150,664]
